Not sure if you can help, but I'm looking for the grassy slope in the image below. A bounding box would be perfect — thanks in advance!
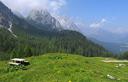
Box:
[0,53,128,82]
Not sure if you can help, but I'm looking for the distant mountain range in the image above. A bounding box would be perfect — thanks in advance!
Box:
[79,26,128,54]
[89,38,128,54]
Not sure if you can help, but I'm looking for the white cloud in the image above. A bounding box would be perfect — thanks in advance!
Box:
[50,0,66,12]
[90,18,107,28]
[1,0,66,16]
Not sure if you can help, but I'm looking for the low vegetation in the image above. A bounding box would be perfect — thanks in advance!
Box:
[0,53,128,82]
[118,51,128,60]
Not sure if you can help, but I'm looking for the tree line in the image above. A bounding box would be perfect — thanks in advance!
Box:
[0,28,114,60]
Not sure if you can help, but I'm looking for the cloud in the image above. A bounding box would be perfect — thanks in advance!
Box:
[50,0,66,12]
[1,0,66,16]
[90,18,107,28]
[109,27,128,34]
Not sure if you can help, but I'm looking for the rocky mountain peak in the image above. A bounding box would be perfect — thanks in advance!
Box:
[55,16,80,31]
[27,9,62,30]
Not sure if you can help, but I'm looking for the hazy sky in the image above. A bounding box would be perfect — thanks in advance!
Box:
[1,0,128,34]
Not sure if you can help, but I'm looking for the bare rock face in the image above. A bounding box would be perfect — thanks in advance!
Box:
[0,1,13,28]
[27,9,62,31]
[55,16,79,31]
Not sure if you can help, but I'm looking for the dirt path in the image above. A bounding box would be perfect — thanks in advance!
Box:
[102,60,128,63]
[102,58,128,63]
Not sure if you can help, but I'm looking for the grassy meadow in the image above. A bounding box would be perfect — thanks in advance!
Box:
[0,53,128,82]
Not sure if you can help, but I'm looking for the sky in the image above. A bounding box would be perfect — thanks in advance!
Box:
[66,0,128,32]
[68,0,128,34]
[1,0,128,34]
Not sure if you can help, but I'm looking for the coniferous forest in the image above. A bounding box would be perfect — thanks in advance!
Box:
[0,26,113,60]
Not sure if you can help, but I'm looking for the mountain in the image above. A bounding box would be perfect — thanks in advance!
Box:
[0,1,112,60]
[79,26,122,43]
[27,10,79,31]
[27,9,62,31]
[0,1,15,28]
[55,16,80,31]
[90,38,128,54]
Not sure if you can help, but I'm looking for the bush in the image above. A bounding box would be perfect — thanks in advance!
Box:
[119,51,128,60]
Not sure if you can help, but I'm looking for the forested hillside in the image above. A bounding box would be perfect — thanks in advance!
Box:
[0,26,113,60]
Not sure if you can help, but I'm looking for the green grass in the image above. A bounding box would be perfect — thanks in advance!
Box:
[0,53,128,82]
